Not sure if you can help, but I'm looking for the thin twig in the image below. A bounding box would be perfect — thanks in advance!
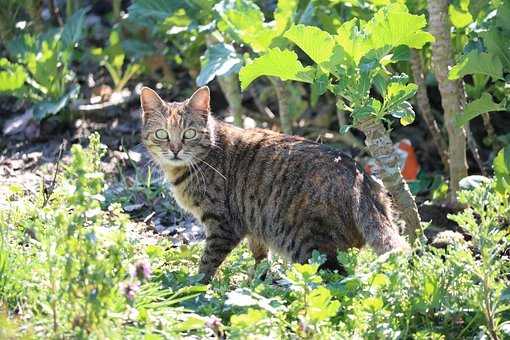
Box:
[47,0,63,27]
[249,87,275,120]
[410,49,449,172]
[43,140,65,207]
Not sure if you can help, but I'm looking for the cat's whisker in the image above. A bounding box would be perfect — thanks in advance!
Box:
[187,160,200,189]
[190,154,226,180]
[187,161,197,187]
[209,143,224,151]
[188,157,207,193]
[195,164,207,194]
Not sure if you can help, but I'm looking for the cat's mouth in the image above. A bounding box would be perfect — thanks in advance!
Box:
[165,159,188,165]
[160,153,192,167]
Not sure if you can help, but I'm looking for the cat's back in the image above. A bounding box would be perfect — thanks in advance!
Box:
[231,126,359,179]
[223,125,365,214]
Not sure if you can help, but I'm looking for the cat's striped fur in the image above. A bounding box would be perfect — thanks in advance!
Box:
[141,86,408,283]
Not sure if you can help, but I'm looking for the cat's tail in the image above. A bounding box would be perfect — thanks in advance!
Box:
[354,173,410,255]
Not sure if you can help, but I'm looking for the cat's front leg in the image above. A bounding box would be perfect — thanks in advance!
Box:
[198,214,242,283]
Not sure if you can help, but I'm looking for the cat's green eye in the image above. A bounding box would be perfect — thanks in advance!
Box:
[154,129,168,140]
[183,129,197,140]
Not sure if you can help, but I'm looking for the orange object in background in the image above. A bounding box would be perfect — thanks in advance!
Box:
[363,139,420,181]
[398,139,420,181]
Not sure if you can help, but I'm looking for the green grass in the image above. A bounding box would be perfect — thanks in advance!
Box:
[0,134,509,339]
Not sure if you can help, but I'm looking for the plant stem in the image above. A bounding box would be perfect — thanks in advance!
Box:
[112,0,122,21]
[269,77,293,135]
[217,75,244,127]
[205,36,244,127]
[356,116,421,241]
[335,101,365,149]
[48,0,63,27]
[66,0,73,19]
[466,127,487,176]
[483,276,499,340]
[481,113,498,148]
[458,85,487,175]
[410,49,449,172]
[428,0,468,204]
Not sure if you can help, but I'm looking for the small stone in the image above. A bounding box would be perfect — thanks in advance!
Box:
[123,203,145,212]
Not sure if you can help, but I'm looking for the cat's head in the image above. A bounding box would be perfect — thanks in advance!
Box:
[140,86,212,167]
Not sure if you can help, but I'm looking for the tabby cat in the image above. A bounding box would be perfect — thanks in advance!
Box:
[140,86,408,283]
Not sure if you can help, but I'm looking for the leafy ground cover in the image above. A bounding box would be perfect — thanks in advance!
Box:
[0,134,508,338]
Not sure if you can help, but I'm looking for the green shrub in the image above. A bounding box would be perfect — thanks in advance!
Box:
[0,133,205,338]
[0,8,87,120]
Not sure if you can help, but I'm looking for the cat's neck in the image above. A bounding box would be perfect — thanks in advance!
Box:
[208,115,244,144]
[160,163,188,184]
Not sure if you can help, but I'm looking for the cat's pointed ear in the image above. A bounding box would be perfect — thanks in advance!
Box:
[188,86,210,112]
[140,87,165,122]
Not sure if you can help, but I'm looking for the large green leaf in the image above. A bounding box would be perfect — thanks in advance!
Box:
[0,58,26,92]
[284,25,336,66]
[215,0,275,53]
[390,101,416,126]
[334,5,433,65]
[127,0,182,21]
[61,7,88,48]
[128,0,209,29]
[274,0,299,36]
[335,19,371,64]
[364,4,434,50]
[6,34,36,62]
[448,0,473,29]
[25,39,61,97]
[455,93,506,127]
[230,309,267,328]
[384,82,418,112]
[493,146,510,194]
[481,29,510,70]
[239,48,314,90]
[197,43,242,86]
[494,0,510,32]
[33,85,80,120]
[106,30,125,70]
[448,50,504,80]
[306,287,340,323]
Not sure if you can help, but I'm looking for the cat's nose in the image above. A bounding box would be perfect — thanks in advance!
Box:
[169,144,182,158]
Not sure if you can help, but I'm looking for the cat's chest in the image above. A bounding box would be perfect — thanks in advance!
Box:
[171,185,202,219]
[161,166,203,218]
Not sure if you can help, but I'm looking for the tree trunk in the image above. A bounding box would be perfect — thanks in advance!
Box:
[205,37,244,127]
[427,0,468,203]
[269,77,293,135]
[410,49,449,172]
[217,75,244,127]
[357,117,421,242]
